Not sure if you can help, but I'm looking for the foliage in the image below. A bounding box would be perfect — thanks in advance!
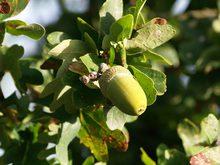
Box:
[0,0,220,165]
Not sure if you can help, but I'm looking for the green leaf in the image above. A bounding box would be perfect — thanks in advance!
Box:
[99,0,123,35]
[135,66,166,95]
[40,78,75,112]
[82,156,95,165]
[56,118,81,165]
[156,144,190,165]
[0,23,5,45]
[0,45,24,90]
[78,106,128,162]
[77,17,98,43]
[5,20,45,40]
[106,106,137,131]
[48,39,89,77]
[0,0,29,22]
[131,0,147,29]
[129,65,157,105]
[47,31,71,46]
[124,18,176,55]
[154,44,179,67]
[200,114,219,145]
[140,147,156,165]
[19,58,44,85]
[102,14,134,50]
[80,53,103,72]
[68,61,89,75]
[48,39,88,60]
[41,71,104,113]
[177,119,205,156]
[84,32,98,54]
[144,50,172,65]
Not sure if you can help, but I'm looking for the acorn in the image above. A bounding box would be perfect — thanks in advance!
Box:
[98,65,147,116]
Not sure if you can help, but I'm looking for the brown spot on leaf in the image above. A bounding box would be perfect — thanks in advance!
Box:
[152,17,167,25]
[0,1,10,14]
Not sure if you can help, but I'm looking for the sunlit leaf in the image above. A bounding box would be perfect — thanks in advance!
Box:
[48,39,88,60]
[177,119,205,156]
[106,106,137,131]
[124,18,176,55]
[56,118,81,165]
[47,31,71,46]
[80,53,103,72]
[200,114,219,145]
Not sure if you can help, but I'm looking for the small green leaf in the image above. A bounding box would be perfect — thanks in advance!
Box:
[0,23,5,45]
[124,18,176,55]
[200,114,219,145]
[80,53,103,72]
[102,14,134,49]
[108,46,115,65]
[156,144,190,165]
[5,20,45,40]
[129,65,157,105]
[130,0,147,29]
[84,32,98,54]
[56,118,81,165]
[77,17,98,43]
[99,0,123,35]
[140,147,156,165]
[82,156,95,165]
[106,106,137,131]
[135,66,166,95]
[144,50,172,65]
[47,31,71,46]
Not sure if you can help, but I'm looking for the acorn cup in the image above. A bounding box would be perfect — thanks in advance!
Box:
[98,65,147,116]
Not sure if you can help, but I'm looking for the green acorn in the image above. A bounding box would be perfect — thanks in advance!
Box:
[98,65,147,116]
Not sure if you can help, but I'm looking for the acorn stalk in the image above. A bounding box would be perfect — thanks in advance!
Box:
[98,65,147,116]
